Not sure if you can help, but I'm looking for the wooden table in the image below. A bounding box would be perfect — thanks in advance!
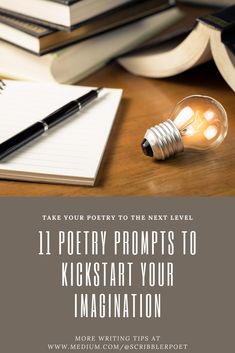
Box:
[0,61,234,196]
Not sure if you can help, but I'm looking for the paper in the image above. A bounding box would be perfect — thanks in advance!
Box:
[0,81,122,185]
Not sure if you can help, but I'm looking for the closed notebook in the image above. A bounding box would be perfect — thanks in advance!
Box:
[0,81,122,185]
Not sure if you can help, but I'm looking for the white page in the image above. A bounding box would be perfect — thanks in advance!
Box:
[0,81,122,184]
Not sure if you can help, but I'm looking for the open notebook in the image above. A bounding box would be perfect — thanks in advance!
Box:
[0,81,122,185]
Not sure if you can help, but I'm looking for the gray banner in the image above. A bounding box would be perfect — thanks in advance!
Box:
[0,197,234,352]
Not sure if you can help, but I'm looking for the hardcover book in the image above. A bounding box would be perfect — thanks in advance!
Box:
[0,0,134,28]
[179,0,234,6]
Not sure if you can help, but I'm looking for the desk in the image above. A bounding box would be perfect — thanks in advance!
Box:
[0,61,234,196]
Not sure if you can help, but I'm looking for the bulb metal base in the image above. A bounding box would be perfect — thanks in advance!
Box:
[144,119,184,160]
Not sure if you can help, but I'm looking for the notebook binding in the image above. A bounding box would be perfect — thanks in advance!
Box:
[0,80,6,93]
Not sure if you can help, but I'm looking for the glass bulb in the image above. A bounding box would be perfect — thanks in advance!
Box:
[141,95,228,160]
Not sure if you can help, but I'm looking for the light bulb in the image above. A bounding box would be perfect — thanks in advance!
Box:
[141,95,228,160]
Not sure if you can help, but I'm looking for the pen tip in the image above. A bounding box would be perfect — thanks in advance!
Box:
[96,87,103,94]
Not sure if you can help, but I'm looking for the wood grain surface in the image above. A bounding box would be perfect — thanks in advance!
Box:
[0,61,234,196]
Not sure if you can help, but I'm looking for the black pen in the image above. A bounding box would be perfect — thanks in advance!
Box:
[0,87,103,160]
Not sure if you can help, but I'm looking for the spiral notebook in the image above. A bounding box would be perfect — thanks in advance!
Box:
[0,80,122,185]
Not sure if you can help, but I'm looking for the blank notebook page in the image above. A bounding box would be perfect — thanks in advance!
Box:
[0,81,122,185]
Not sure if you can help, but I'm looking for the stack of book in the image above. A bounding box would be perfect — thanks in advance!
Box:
[0,0,184,83]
